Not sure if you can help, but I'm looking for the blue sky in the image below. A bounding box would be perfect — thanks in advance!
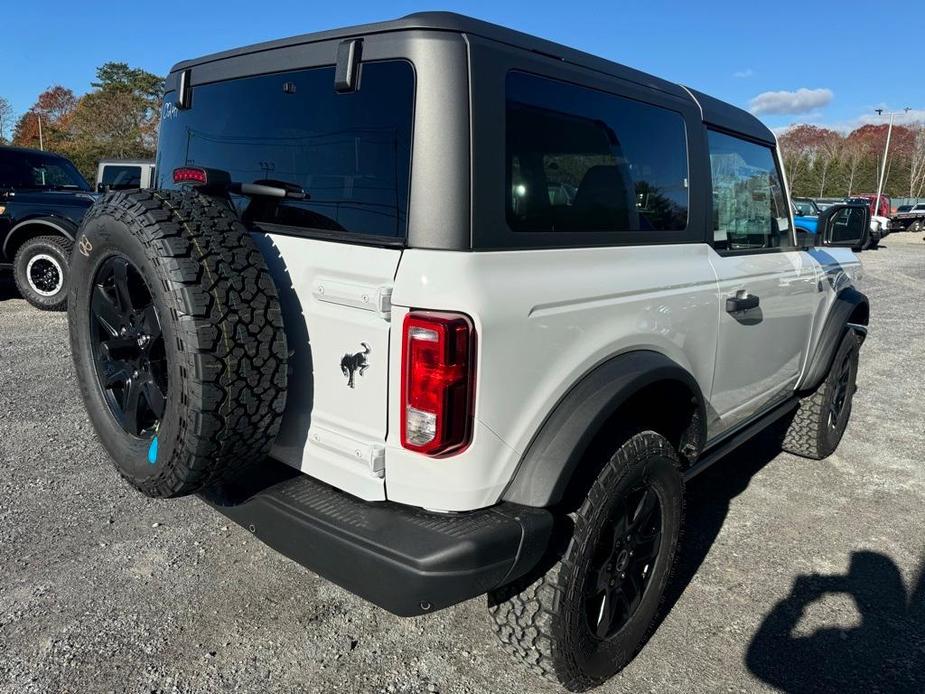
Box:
[6,0,923,132]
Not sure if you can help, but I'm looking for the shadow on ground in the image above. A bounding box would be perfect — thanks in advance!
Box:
[0,276,19,302]
[746,551,924,692]
[657,423,924,692]
[663,426,783,613]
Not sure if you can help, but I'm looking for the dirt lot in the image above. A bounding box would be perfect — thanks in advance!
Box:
[1,235,923,694]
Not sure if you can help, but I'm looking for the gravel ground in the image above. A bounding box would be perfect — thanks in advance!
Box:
[1,236,923,694]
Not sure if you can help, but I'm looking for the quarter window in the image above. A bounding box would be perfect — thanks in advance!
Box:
[708,131,793,251]
[506,72,689,234]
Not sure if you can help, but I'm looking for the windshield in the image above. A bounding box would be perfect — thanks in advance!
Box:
[793,199,818,215]
[0,149,91,191]
[156,60,415,240]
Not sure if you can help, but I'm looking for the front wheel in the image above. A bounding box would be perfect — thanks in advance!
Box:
[782,331,859,460]
[488,431,683,691]
[12,235,74,311]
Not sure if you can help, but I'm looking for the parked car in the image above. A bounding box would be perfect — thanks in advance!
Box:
[893,203,925,232]
[64,13,871,691]
[0,146,96,309]
[847,194,891,248]
[792,197,820,217]
[792,197,819,244]
[95,159,155,192]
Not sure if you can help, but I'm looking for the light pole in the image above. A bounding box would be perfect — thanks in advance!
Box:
[874,107,910,214]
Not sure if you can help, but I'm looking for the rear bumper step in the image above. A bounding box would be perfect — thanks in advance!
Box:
[201,464,554,616]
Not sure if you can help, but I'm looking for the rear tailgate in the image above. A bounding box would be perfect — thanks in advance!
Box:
[156,59,416,499]
[258,234,401,499]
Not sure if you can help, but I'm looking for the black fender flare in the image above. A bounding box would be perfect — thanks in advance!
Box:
[2,216,78,260]
[501,350,706,508]
[798,287,869,392]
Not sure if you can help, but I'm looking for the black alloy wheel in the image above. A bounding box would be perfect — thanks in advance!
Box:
[89,255,167,438]
[585,484,663,640]
[828,352,852,431]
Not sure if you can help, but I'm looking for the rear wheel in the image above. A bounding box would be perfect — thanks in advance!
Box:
[68,190,288,498]
[782,331,859,460]
[488,431,683,691]
[12,235,73,311]
[909,220,922,232]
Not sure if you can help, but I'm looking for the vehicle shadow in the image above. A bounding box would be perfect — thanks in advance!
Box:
[745,551,924,692]
[0,275,19,301]
[661,425,784,613]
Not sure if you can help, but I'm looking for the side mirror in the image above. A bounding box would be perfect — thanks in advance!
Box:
[97,182,109,193]
[795,208,805,217]
[816,203,871,252]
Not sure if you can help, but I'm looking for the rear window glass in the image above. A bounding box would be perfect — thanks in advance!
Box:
[156,60,414,240]
[102,165,142,189]
[506,71,689,234]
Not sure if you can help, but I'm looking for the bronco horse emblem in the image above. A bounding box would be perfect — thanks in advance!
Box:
[340,342,371,388]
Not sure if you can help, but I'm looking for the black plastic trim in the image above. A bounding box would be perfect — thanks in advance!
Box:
[684,396,798,481]
[502,350,706,507]
[202,466,554,617]
[799,287,869,392]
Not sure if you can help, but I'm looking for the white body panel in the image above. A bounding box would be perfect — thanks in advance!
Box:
[799,246,863,389]
[258,230,861,511]
[386,244,720,510]
[706,249,822,434]
[257,233,400,500]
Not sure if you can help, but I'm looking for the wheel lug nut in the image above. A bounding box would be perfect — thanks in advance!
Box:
[609,578,615,586]
[621,573,626,579]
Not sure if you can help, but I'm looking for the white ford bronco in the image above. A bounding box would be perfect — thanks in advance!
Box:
[67,13,871,690]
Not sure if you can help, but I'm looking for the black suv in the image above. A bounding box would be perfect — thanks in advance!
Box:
[0,146,95,310]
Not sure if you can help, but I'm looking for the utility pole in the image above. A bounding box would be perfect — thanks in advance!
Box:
[874,107,910,214]
[35,111,44,151]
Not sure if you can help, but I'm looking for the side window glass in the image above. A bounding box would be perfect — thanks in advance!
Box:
[506,72,689,234]
[708,130,793,251]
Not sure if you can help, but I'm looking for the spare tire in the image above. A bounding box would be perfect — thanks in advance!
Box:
[68,190,288,498]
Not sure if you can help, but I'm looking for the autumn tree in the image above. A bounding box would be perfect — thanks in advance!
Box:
[909,125,925,199]
[11,86,77,151]
[0,97,13,144]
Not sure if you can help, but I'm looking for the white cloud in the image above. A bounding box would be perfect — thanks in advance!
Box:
[733,68,754,78]
[748,88,834,116]
[777,108,925,133]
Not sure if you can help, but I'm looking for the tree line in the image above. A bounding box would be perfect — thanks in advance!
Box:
[0,62,162,182]
[778,122,925,201]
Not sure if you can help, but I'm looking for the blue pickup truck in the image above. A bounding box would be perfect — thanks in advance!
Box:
[793,196,819,242]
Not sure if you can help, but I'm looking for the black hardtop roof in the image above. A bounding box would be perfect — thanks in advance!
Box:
[169,11,774,145]
[0,145,72,159]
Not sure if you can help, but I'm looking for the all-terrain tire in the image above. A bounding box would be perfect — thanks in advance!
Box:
[68,189,288,498]
[488,431,684,691]
[12,234,74,311]
[782,330,859,460]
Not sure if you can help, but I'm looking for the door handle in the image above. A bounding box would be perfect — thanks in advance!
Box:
[725,292,760,313]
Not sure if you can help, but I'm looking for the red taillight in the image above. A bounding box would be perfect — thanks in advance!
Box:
[172,167,207,184]
[401,311,474,456]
